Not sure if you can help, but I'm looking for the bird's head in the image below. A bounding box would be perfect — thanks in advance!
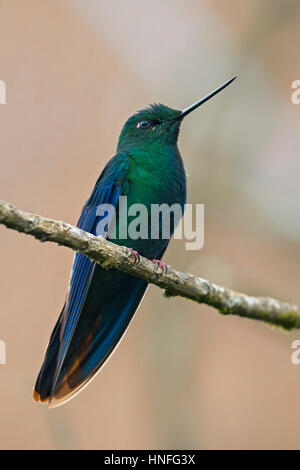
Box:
[117,104,182,150]
[117,77,236,151]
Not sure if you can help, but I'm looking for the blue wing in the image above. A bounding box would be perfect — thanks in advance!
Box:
[34,152,131,403]
[54,154,130,383]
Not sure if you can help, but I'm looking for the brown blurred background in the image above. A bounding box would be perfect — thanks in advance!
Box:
[0,0,300,450]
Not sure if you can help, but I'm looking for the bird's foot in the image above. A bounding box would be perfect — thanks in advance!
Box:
[150,258,168,275]
[128,248,140,265]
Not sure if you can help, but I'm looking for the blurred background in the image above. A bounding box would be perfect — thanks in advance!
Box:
[0,0,300,450]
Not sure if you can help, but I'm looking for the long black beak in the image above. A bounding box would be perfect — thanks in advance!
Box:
[177,76,236,120]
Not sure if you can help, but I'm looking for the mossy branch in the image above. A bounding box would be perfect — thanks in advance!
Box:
[0,199,299,330]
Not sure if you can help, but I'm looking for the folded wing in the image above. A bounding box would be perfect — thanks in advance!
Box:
[34,152,149,406]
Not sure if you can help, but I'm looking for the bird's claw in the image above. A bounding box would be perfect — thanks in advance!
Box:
[150,258,168,275]
[128,248,140,265]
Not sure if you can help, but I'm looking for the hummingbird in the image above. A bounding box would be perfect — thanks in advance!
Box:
[33,77,235,407]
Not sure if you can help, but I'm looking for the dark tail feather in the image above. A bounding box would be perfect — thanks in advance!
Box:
[33,308,64,403]
[49,269,148,407]
[34,267,148,407]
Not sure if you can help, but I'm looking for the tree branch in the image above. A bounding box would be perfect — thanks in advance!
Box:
[0,199,299,330]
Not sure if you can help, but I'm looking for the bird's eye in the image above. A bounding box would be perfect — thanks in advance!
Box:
[137,120,151,129]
